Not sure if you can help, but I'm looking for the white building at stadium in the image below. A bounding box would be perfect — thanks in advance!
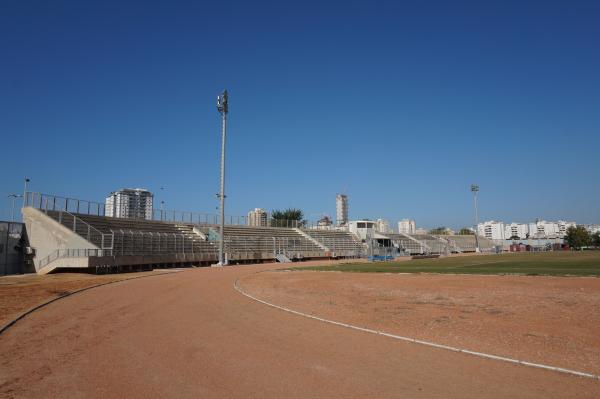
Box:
[375,218,392,233]
[247,208,268,227]
[478,220,576,240]
[584,224,600,234]
[336,194,348,226]
[105,188,153,220]
[398,219,416,234]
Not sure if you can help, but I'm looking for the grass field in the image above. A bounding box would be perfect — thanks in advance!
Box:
[298,251,600,276]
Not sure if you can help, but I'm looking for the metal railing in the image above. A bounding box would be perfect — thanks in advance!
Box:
[25,192,324,229]
[47,209,114,250]
[25,192,106,216]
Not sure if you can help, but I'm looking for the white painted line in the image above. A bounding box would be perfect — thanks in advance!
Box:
[234,279,600,381]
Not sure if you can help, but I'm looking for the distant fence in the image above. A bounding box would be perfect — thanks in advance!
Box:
[25,192,322,229]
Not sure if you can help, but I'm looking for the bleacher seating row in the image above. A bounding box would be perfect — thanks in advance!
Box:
[384,232,496,254]
[198,225,323,255]
[45,209,494,257]
[46,210,217,256]
[301,229,364,254]
[436,235,496,252]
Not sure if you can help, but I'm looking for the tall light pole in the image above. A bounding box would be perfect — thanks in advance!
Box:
[23,177,30,208]
[216,90,229,266]
[159,187,165,221]
[471,184,480,253]
[8,194,22,222]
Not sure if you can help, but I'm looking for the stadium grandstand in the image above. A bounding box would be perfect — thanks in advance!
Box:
[21,192,493,274]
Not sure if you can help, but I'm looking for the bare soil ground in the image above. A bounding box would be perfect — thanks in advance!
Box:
[0,259,360,328]
[0,270,177,327]
[1,260,598,398]
[239,270,600,376]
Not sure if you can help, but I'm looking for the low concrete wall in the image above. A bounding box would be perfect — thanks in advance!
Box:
[23,207,98,273]
[88,253,219,268]
[37,257,90,275]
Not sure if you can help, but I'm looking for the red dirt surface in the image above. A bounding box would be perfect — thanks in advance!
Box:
[0,270,176,327]
[239,271,600,376]
[1,262,598,398]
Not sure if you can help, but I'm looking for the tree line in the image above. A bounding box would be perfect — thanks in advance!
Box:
[565,226,600,249]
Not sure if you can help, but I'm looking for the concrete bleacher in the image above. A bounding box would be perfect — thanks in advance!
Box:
[383,232,495,254]
[385,233,446,254]
[27,207,333,273]
[199,225,325,260]
[301,229,364,256]
[45,210,217,256]
[436,235,496,252]
[27,192,503,274]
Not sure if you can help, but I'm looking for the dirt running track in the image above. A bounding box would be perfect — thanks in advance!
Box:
[1,264,598,398]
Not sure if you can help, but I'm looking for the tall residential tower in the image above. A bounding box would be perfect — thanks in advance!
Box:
[105,188,153,220]
[247,208,268,227]
[336,194,348,226]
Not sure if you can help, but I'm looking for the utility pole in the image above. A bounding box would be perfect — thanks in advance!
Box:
[8,194,21,222]
[23,177,30,208]
[159,187,165,221]
[471,184,480,253]
[216,90,229,266]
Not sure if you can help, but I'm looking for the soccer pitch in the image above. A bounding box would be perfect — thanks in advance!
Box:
[299,251,600,276]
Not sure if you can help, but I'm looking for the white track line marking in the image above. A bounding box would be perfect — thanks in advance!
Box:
[234,279,599,381]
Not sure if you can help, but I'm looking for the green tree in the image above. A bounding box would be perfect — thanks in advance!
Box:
[458,228,474,235]
[565,226,591,249]
[591,232,600,248]
[429,227,448,235]
[270,208,306,228]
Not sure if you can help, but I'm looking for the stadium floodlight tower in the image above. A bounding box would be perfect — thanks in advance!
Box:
[215,90,229,266]
[471,184,480,253]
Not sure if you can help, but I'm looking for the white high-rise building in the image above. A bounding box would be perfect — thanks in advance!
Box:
[105,188,153,220]
[478,220,577,240]
[504,222,529,240]
[336,194,348,226]
[375,219,391,233]
[584,224,600,234]
[247,208,268,227]
[477,220,506,240]
[529,220,576,239]
[557,220,577,237]
[398,219,416,234]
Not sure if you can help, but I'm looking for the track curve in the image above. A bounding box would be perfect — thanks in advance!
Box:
[1,265,598,398]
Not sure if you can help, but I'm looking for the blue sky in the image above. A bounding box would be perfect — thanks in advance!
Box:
[1,0,599,229]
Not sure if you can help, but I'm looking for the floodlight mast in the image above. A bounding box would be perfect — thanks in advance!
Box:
[471,184,480,253]
[216,90,229,266]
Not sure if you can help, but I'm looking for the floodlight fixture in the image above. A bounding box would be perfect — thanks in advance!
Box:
[217,90,228,115]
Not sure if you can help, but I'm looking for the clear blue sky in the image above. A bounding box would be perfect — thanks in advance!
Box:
[1,0,599,229]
